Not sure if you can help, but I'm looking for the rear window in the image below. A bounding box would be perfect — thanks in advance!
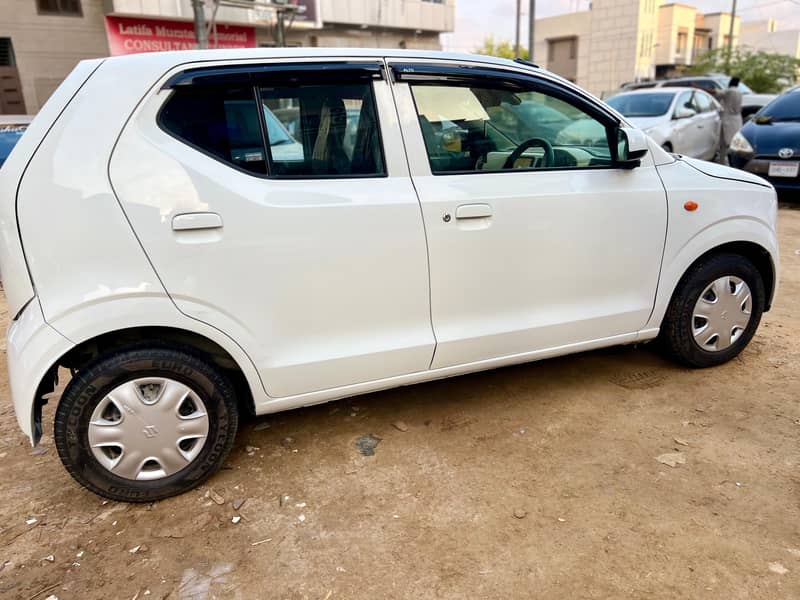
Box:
[158,77,386,179]
[159,86,267,175]
[607,93,674,117]
[0,124,27,166]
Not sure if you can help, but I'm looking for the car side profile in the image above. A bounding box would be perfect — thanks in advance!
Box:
[0,49,778,501]
[606,87,721,159]
[621,75,775,119]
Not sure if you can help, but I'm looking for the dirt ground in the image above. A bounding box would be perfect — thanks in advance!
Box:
[0,207,798,600]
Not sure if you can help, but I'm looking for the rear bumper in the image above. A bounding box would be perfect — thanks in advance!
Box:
[728,153,800,191]
[7,299,72,444]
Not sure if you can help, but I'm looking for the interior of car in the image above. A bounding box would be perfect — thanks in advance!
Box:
[410,84,614,174]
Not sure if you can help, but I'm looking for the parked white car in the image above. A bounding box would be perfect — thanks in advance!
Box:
[607,88,721,160]
[621,75,776,119]
[0,49,778,501]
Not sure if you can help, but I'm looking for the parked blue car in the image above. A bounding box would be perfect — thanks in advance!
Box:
[728,87,800,192]
[0,115,32,168]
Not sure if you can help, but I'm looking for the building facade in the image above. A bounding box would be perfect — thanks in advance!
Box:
[534,0,743,97]
[740,19,800,61]
[0,0,455,114]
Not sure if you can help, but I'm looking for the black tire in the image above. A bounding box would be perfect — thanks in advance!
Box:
[660,253,765,368]
[54,346,238,502]
[661,142,673,153]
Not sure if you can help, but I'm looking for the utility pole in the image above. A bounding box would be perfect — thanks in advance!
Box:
[191,0,208,49]
[725,0,737,72]
[275,8,286,47]
[514,0,522,58]
[528,0,535,62]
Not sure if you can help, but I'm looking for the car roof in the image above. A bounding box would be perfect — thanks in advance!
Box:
[100,47,541,72]
[613,87,698,96]
[0,115,34,126]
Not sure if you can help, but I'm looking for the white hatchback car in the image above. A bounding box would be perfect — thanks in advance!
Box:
[606,88,721,160]
[0,49,778,501]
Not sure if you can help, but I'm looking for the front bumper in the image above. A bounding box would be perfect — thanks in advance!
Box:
[7,299,72,443]
[728,153,800,192]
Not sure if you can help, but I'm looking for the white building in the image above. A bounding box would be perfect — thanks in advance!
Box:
[740,19,800,61]
[533,0,745,97]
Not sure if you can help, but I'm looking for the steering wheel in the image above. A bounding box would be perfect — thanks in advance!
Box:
[502,137,555,170]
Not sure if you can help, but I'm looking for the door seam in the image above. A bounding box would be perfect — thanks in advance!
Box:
[383,57,439,370]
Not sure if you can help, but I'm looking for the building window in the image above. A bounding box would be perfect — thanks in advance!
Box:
[0,38,16,67]
[569,38,577,59]
[37,0,82,16]
[676,32,687,54]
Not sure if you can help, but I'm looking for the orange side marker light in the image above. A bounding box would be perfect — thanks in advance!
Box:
[684,201,699,212]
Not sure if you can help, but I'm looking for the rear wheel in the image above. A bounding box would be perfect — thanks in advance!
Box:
[661,142,673,153]
[660,253,765,367]
[54,346,238,502]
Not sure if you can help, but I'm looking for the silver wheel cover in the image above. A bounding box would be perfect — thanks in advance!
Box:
[692,275,752,352]
[87,378,209,481]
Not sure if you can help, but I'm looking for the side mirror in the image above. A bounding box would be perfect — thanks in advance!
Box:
[674,106,696,119]
[616,127,648,169]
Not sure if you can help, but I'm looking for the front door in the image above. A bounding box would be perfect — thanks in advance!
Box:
[390,61,668,369]
[110,61,435,397]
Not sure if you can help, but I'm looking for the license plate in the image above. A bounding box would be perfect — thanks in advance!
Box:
[768,161,799,177]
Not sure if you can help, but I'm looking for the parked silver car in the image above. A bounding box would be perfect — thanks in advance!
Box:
[607,88,721,160]
[620,75,776,119]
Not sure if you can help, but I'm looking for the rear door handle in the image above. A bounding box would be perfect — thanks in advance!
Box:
[172,212,223,231]
[455,203,493,220]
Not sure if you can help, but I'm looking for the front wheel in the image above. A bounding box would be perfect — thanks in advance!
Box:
[54,346,239,502]
[660,253,765,367]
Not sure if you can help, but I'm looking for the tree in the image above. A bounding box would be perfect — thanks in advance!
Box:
[475,36,529,61]
[688,48,799,93]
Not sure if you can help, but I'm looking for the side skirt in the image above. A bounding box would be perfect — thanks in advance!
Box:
[253,329,660,416]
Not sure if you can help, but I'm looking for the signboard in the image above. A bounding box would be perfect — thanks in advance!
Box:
[249,0,320,29]
[290,0,319,26]
[105,15,256,55]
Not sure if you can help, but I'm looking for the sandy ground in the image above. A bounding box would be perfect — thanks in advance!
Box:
[0,206,798,600]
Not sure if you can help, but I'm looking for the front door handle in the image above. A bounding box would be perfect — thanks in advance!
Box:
[455,203,493,220]
[172,212,223,231]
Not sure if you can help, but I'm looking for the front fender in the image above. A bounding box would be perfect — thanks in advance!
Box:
[647,159,778,330]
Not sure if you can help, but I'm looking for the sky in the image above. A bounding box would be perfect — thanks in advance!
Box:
[441,0,800,53]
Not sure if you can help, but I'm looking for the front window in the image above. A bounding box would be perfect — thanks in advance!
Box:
[607,93,675,117]
[409,82,613,174]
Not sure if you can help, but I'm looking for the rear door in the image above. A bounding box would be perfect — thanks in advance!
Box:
[110,60,435,398]
[389,61,668,369]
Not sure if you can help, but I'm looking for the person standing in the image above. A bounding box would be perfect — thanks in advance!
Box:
[717,77,743,164]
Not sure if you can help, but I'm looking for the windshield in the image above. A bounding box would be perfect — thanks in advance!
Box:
[757,91,800,121]
[0,125,27,166]
[607,93,674,117]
